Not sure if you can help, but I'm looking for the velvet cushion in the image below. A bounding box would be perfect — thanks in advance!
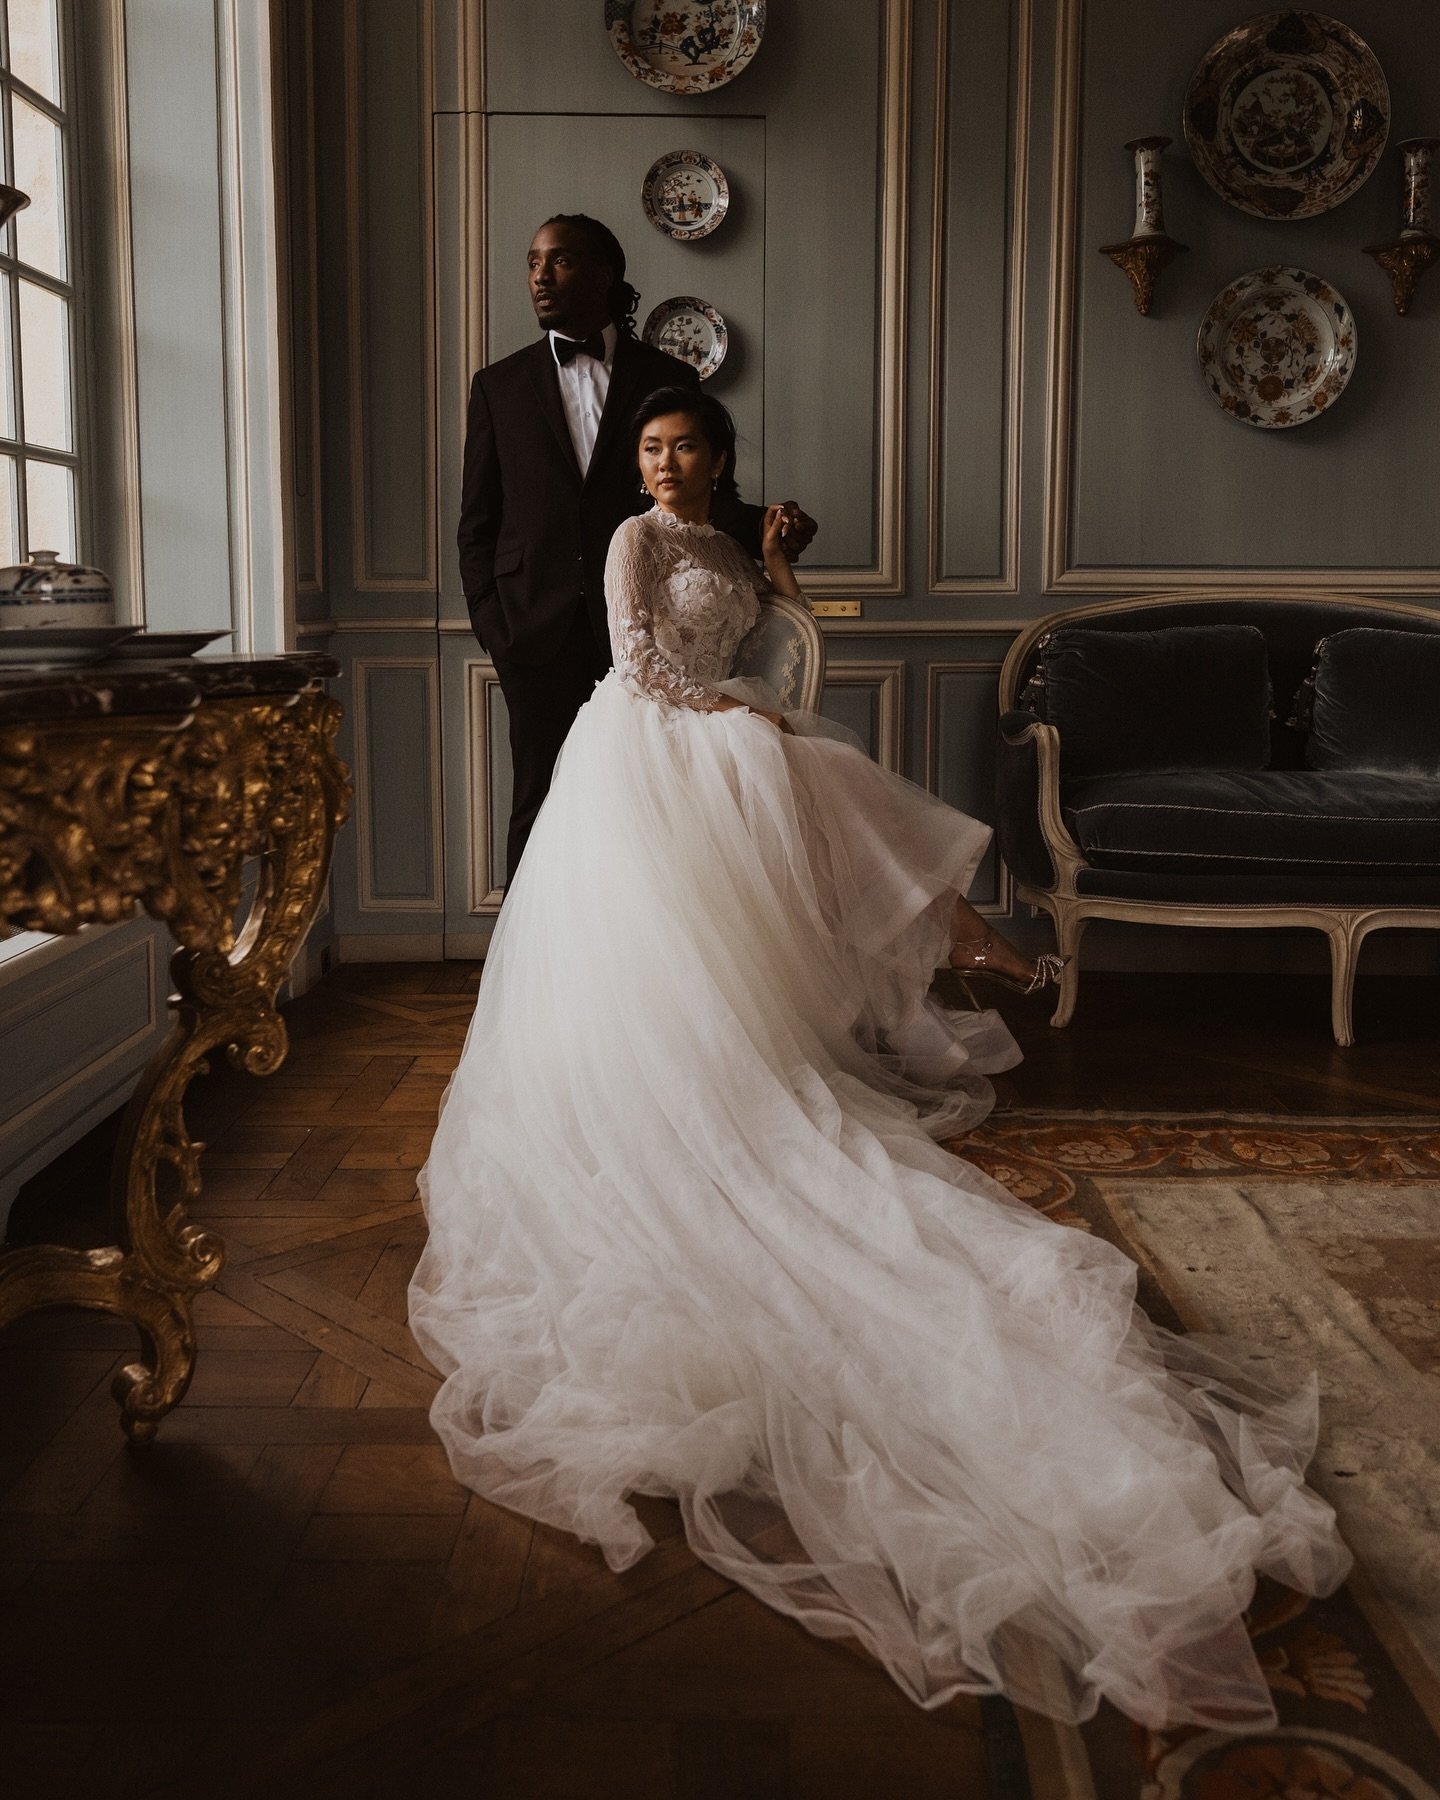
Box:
[1062,770,1440,877]
[1034,625,1272,778]
[1302,628,1440,774]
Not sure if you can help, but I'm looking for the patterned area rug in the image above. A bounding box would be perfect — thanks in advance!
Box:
[953,1114,1440,1800]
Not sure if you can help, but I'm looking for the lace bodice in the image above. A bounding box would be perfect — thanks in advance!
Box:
[604,508,766,711]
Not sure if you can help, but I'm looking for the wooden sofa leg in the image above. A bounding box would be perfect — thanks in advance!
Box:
[1049,905,1086,1030]
[1325,913,1363,1049]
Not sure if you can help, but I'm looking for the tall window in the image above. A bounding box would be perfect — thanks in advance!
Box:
[0,0,77,564]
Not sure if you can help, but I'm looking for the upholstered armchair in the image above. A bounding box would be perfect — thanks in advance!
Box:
[731,593,826,712]
[995,593,1440,1045]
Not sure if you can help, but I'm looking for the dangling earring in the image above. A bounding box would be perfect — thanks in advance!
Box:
[639,479,649,498]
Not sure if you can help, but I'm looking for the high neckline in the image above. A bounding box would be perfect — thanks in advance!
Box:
[649,506,716,537]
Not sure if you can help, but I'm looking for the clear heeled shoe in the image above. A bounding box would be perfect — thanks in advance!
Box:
[949,932,1069,995]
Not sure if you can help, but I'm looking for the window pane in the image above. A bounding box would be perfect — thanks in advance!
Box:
[0,455,17,562]
[18,278,69,449]
[25,457,74,559]
[8,0,61,103]
[12,95,65,278]
[0,278,14,439]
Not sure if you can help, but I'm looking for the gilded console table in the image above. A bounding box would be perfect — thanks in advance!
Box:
[0,654,349,1439]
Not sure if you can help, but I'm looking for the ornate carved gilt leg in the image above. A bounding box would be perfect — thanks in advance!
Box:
[100,689,349,1438]
[0,712,193,1432]
[0,687,349,1440]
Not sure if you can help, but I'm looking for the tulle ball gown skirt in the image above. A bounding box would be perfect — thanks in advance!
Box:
[409,673,1349,1731]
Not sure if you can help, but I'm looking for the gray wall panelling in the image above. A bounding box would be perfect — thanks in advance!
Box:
[308,0,1439,969]
[1063,0,1440,581]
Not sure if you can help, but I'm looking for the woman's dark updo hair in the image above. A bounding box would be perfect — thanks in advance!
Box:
[630,386,741,510]
[541,212,641,337]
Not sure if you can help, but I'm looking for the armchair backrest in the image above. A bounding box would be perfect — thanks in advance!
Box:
[730,593,826,713]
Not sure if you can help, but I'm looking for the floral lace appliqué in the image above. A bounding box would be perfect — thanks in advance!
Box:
[604,508,765,712]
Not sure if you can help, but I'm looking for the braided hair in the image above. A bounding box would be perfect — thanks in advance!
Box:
[541,213,640,337]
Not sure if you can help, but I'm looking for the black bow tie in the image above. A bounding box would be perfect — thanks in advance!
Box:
[554,333,607,366]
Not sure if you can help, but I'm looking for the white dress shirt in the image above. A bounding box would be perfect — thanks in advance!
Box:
[550,323,617,474]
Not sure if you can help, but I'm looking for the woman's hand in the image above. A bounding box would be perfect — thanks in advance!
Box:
[749,705,794,734]
[761,506,802,600]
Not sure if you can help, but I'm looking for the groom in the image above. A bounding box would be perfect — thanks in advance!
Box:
[458,212,817,882]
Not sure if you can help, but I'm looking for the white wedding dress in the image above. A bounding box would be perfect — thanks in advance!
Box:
[410,507,1349,1731]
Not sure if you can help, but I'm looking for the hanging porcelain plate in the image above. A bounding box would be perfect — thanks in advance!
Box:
[1197,266,1356,428]
[605,0,765,97]
[641,151,731,241]
[1183,11,1389,219]
[643,295,728,380]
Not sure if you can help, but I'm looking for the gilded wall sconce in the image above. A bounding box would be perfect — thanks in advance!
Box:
[1364,138,1440,316]
[1100,136,1188,316]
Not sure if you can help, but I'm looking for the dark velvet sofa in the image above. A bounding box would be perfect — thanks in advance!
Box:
[995,594,1440,1044]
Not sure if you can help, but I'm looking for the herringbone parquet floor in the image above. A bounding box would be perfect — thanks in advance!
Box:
[3,960,1436,1798]
[1,963,1004,1800]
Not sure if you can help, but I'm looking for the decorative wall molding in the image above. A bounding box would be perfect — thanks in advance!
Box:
[803,0,912,597]
[351,655,445,911]
[1041,0,1440,598]
[344,0,438,592]
[87,0,146,625]
[925,658,1012,917]
[280,0,325,602]
[464,658,506,916]
[822,660,905,771]
[808,616,1024,638]
[215,0,292,653]
[432,0,484,113]
[927,0,1031,596]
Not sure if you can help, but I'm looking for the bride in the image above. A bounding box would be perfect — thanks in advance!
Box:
[409,387,1348,1732]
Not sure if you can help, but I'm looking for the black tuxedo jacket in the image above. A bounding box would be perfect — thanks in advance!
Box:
[457,333,763,668]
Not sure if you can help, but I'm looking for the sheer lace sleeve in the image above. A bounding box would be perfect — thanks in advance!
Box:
[604,517,728,712]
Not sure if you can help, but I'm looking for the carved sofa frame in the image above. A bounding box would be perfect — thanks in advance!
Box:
[995,592,1440,1046]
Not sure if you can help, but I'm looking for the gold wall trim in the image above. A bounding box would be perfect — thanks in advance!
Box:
[803,0,912,597]
[925,658,1012,917]
[1041,0,1440,597]
[823,659,905,772]
[927,0,1031,596]
[344,0,438,593]
[352,655,444,911]
[464,657,506,916]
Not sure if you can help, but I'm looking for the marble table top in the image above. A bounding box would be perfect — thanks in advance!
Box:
[0,653,340,725]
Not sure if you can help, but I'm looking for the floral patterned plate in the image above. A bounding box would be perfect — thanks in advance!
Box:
[605,0,765,97]
[1183,11,1389,219]
[1197,266,1356,429]
[642,295,728,380]
[642,150,731,241]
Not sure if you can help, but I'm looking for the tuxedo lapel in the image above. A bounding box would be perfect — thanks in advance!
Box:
[585,334,649,487]
[525,339,583,484]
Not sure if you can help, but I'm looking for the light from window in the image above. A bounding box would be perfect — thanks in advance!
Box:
[0,0,76,565]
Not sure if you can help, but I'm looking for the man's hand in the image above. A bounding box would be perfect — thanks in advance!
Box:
[768,501,817,561]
